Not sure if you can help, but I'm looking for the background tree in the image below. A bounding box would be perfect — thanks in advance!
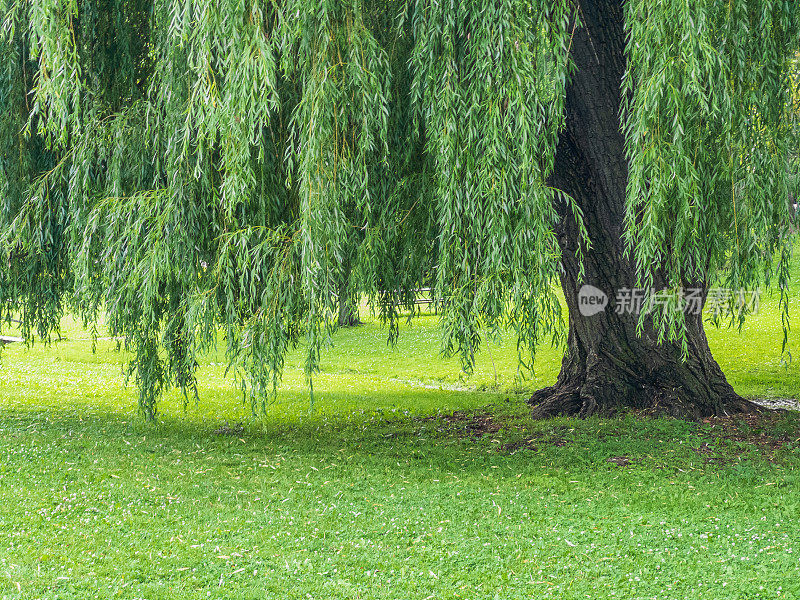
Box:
[0,0,797,419]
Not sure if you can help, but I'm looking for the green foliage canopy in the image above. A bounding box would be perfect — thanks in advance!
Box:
[1,0,798,417]
[623,0,800,347]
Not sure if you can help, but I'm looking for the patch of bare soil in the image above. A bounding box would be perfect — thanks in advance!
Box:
[416,410,503,437]
[695,412,800,463]
[417,410,575,450]
[212,421,245,436]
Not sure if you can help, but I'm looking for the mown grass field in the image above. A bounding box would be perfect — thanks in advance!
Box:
[1,264,800,599]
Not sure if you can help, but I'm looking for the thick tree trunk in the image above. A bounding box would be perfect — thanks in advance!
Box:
[530,0,758,419]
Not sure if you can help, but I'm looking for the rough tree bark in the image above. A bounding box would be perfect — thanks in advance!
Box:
[529,0,758,419]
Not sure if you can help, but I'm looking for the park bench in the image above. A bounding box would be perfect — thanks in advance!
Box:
[1,317,24,345]
[411,287,435,307]
[392,288,445,312]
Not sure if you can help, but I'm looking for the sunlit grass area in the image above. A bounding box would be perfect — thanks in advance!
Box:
[1,280,798,426]
[1,259,800,599]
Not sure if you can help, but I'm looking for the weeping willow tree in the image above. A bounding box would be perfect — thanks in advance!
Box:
[0,0,797,419]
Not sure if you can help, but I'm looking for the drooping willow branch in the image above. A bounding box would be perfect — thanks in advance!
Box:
[1,0,797,418]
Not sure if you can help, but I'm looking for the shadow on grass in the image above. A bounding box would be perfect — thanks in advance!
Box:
[3,390,798,481]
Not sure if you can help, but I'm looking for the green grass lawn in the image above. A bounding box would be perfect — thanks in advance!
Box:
[1,267,800,599]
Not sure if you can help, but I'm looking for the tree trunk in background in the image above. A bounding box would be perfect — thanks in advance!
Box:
[337,260,362,328]
[337,293,361,327]
[530,0,758,418]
